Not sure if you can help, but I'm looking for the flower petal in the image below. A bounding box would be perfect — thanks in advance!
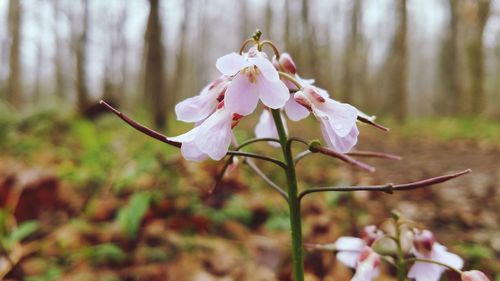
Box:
[335,237,365,252]
[216,53,250,76]
[194,108,233,160]
[432,243,464,270]
[254,110,284,147]
[320,121,359,153]
[180,141,208,162]
[225,73,260,116]
[351,248,381,281]
[257,76,289,109]
[284,96,310,121]
[175,85,218,122]
[317,99,358,137]
[168,126,199,143]
[250,56,280,81]
[337,252,361,269]
[408,260,445,281]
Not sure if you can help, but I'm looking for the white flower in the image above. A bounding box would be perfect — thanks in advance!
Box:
[169,105,235,161]
[175,76,230,123]
[216,46,289,116]
[294,86,359,153]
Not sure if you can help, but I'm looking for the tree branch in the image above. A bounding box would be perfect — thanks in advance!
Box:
[298,169,471,201]
[357,116,390,132]
[346,150,402,160]
[310,145,375,172]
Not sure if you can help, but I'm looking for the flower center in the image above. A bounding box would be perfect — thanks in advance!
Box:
[242,66,260,84]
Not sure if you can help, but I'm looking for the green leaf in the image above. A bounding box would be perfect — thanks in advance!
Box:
[83,243,126,265]
[8,220,39,244]
[117,192,151,239]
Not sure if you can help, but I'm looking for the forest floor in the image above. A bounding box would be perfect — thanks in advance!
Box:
[0,109,499,281]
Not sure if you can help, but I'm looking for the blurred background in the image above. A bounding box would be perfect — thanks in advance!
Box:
[0,0,499,280]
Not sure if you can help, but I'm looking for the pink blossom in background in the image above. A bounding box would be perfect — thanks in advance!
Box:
[461,270,490,281]
[408,230,464,281]
[254,109,286,147]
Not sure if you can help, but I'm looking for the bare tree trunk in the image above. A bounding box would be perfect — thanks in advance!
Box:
[300,0,316,77]
[466,0,491,115]
[34,41,43,103]
[6,0,22,108]
[75,0,90,113]
[264,0,273,40]
[387,0,408,121]
[284,0,292,51]
[341,0,363,104]
[240,0,251,41]
[171,0,191,108]
[144,0,167,129]
[438,0,461,115]
[53,0,66,101]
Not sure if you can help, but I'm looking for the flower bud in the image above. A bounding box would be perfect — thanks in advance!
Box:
[413,229,435,256]
[461,270,490,281]
[361,225,384,247]
[303,86,326,103]
[293,91,313,111]
[278,53,297,74]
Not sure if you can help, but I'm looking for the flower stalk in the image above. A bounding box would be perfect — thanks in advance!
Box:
[271,108,305,281]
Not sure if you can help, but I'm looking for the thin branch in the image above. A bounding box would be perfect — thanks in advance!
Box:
[100,100,286,168]
[406,258,463,274]
[299,169,471,201]
[227,151,286,168]
[294,150,312,164]
[100,100,181,147]
[211,137,280,193]
[310,146,375,172]
[287,137,309,147]
[346,150,402,160]
[244,158,288,200]
[260,40,281,59]
[239,38,256,54]
[278,71,302,89]
[357,116,390,132]
[235,137,280,150]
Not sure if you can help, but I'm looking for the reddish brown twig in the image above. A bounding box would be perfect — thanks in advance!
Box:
[357,116,390,132]
[310,146,376,172]
[99,100,181,147]
[346,150,402,160]
[298,169,471,201]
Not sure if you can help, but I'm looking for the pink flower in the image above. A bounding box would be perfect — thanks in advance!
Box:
[254,109,286,147]
[408,230,464,281]
[175,76,230,123]
[461,270,490,281]
[334,225,384,268]
[294,86,359,153]
[351,247,381,281]
[215,47,289,116]
[169,104,239,161]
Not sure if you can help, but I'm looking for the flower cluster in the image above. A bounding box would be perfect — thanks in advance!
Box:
[170,44,369,161]
[327,221,490,281]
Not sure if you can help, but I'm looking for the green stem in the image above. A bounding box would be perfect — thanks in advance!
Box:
[395,221,407,281]
[271,109,305,281]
